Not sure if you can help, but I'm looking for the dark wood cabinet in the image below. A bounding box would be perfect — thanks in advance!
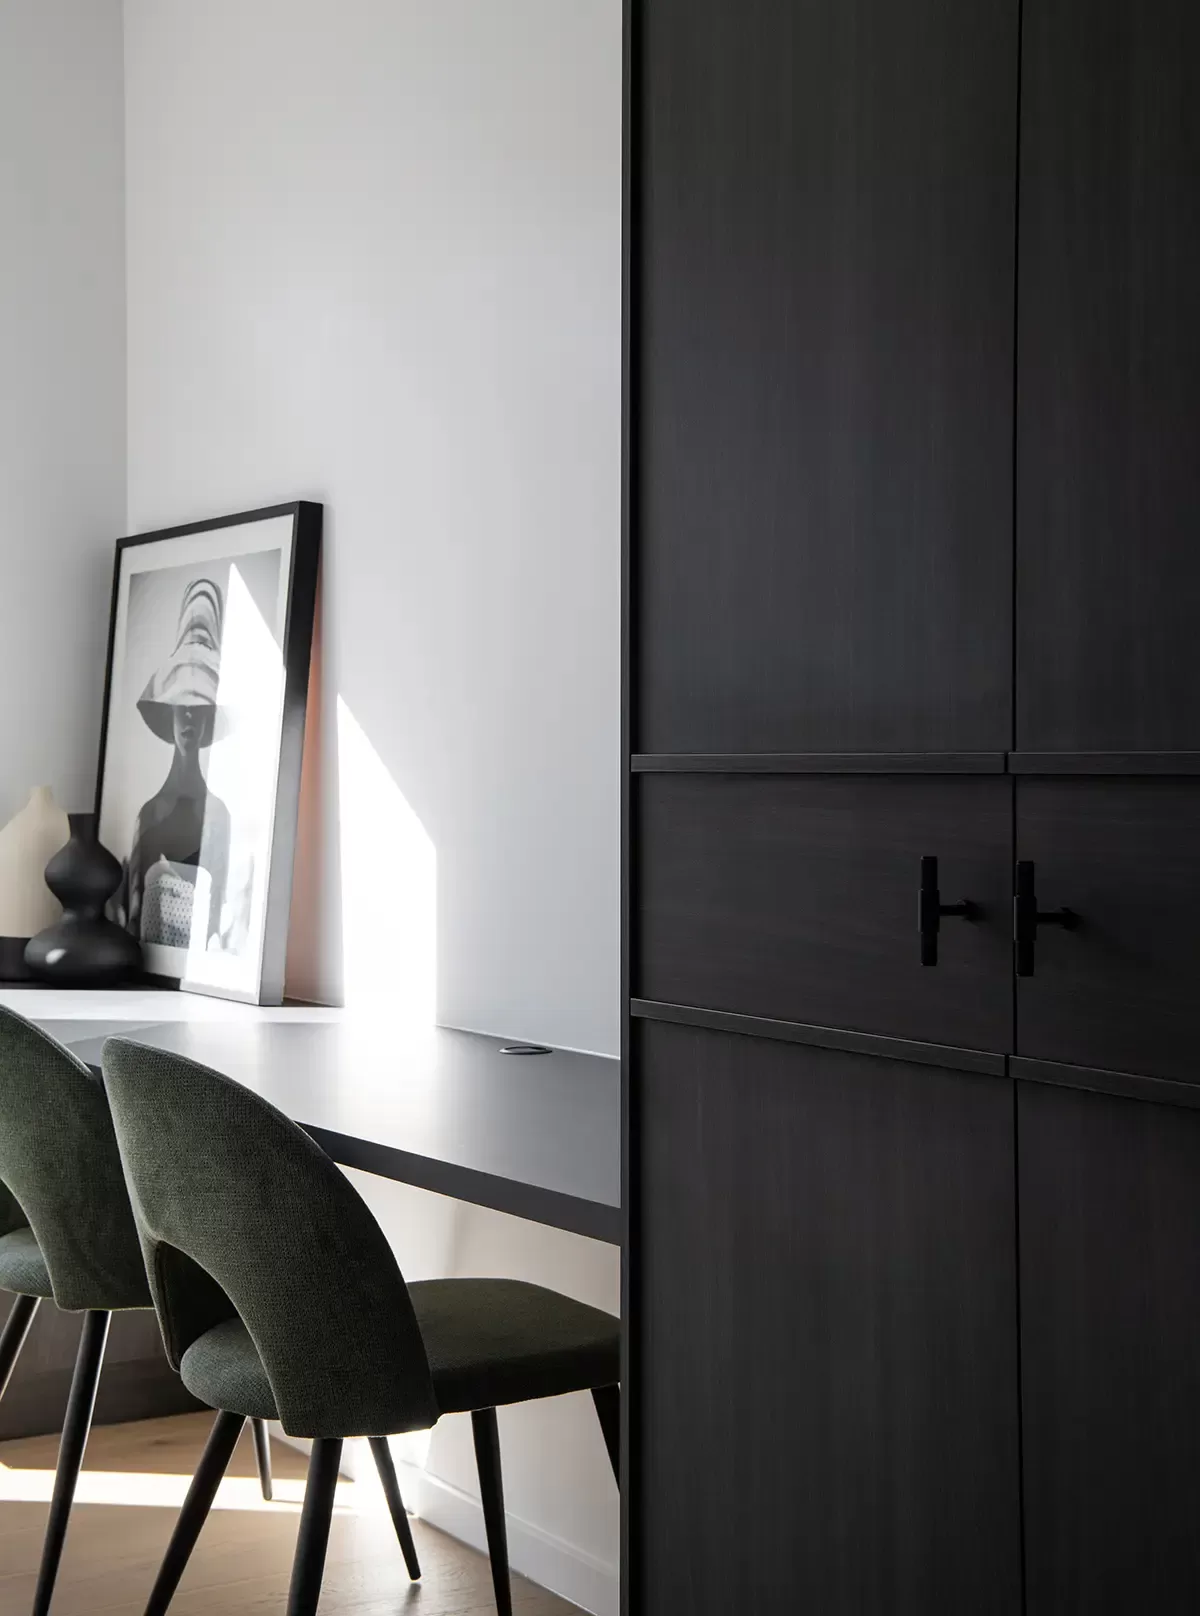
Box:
[634,0,1017,755]
[638,774,1012,1050]
[1015,779,1200,1083]
[626,0,1200,1609]
[1016,0,1200,752]
[635,1020,1021,1616]
[1019,1080,1200,1614]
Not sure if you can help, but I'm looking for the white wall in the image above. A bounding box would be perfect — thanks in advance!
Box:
[0,0,126,822]
[123,0,621,1057]
[123,3,622,1609]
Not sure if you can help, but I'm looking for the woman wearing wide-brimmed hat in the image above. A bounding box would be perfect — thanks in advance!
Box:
[124,577,231,951]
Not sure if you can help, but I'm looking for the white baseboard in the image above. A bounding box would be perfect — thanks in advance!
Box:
[400,1459,618,1616]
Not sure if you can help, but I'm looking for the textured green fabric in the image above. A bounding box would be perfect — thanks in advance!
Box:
[0,1227,53,1298]
[179,1279,620,1422]
[413,1280,620,1414]
[0,1007,152,1311]
[102,1038,440,1440]
[180,1317,277,1419]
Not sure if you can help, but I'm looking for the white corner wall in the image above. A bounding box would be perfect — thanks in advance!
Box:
[123,0,621,1057]
[123,3,622,1610]
[0,0,126,822]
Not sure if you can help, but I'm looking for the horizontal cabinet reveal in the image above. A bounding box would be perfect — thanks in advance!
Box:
[632,998,1009,1076]
[636,774,1013,1052]
[632,753,1007,775]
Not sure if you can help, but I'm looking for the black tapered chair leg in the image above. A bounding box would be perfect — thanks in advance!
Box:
[368,1435,421,1580]
[143,1410,246,1616]
[591,1385,620,1484]
[471,1408,512,1616]
[0,1293,40,1402]
[32,1309,110,1616]
[287,1437,343,1616]
[251,1417,274,1501]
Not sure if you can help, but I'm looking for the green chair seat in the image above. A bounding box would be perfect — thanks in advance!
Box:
[413,1279,620,1414]
[180,1278,620,1426]
[0,1226,53,1299]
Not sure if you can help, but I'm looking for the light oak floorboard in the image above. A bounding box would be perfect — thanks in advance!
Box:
[0,1413,580,1614]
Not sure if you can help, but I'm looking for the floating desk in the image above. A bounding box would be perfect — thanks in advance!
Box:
[2,991,621,1246]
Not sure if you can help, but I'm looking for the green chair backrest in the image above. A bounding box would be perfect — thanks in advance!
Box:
[0,1006,151,1311]
[102,1036,438,1439]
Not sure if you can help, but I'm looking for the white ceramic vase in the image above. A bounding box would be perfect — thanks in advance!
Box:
[0,787,70,938]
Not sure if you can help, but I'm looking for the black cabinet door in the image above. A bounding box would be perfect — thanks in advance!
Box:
[633,0,1017,754]
[1016,780,1200,1083]
[637,774,1012,1050]
[1020,1081,1200,1613]
[634,1020,1021,1616]
[1017,0,1200,751]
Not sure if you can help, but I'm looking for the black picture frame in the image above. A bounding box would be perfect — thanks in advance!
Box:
[93,501,322,1004]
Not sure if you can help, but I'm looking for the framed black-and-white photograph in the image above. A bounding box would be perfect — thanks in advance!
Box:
[95,502,321,1004]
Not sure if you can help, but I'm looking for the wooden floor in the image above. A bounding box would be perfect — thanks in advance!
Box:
[0,1413,581,1614]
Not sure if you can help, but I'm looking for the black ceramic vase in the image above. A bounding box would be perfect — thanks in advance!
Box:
[25,827,143,987]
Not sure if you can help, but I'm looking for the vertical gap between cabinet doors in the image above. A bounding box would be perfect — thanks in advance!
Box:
[1009,0,1022,770]
[1012,1063,1027,1616]
[1011,0,1027,1600]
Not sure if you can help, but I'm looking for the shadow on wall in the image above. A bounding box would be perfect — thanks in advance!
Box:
[285,580,437,1023]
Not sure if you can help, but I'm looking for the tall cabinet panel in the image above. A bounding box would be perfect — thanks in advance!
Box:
[634,0,1017,754]
[627,1,1022,1610]
[1019,1082,1200,1614]
[637,1022,1021,1616]
[1016,0,1200,751]
[1014,12,1200,1599]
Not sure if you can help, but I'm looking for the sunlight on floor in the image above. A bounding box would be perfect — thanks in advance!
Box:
[0,1465,365,1515]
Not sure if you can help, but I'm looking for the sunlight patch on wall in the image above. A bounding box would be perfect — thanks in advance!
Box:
[336,697,437,1021]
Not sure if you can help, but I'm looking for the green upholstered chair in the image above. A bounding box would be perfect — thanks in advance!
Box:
[0,1006,340,1611]
[101,1035,620,1616]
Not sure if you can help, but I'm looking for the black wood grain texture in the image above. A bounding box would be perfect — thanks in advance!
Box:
[635,1020,1020,1616]
[1015,780,1200,1083]
[637,775,1013,1051]
[1017,0,1200,750]
[632,754,1007,774]
[1019,1081,1200,1613]
[1013,1056,1200,1114]
[633,0,1017,754]
[1009,753,1200,775]
[632,998,1008,1076]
